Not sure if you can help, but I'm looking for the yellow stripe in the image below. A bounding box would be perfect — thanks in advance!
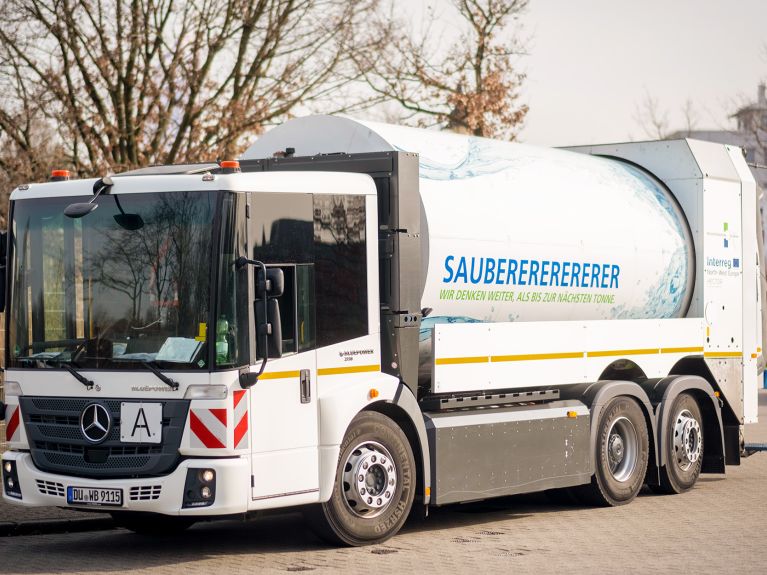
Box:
[660,346,704,354]
[435,356,489,365]
[436,345,707,365]
[258,370,300,380]
[491,352,583,362]
[318,364,381,376]
[587,348,658,357]
[703,351,743,358]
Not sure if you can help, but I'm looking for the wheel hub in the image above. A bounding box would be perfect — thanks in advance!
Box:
[673,410,702,471]
[342,441,397,518]
[605,416,638,482]
[609,434,625,466]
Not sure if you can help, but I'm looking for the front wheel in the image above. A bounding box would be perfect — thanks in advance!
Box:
[305,411,416,546]
[574,396,649,506]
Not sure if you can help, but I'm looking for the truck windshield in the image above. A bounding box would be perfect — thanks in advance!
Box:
[7,191,217,370]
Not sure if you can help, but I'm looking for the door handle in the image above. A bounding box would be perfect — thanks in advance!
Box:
[300,369,311,404]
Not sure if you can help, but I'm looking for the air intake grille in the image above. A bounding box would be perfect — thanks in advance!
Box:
[36,480,65,498]
[20,397,189,479]
[130,485,162,501]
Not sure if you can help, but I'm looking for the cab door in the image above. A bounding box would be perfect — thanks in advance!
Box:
[247,193,320,502]
[249,264,318,501]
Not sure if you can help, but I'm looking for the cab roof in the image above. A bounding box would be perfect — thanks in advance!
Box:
[10,170,377,201]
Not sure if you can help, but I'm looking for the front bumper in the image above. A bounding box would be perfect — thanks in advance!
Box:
[1,451,250,516]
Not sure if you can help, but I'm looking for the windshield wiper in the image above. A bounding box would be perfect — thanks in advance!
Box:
[61,363,94,390]
[139,361,179,391]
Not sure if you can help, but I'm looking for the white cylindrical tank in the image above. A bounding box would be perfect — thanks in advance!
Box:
[243,116,695,327]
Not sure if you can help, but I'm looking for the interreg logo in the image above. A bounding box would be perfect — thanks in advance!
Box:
[707,256,739,269]
[723,222,730,248]
[442,255,621,289]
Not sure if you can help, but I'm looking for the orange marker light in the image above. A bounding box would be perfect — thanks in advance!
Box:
[714,391,721,398]
[567,411,577,418]
[50,169,71,181]
[219,160,241,173]
[369,388,379,400]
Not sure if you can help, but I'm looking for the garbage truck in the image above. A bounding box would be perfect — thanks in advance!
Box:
[0,116,761,545]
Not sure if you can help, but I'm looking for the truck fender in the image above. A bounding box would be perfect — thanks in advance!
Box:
[571,380,658,477]
[365,383,432,506]
[319,373,431,503]
[645,375,725,473]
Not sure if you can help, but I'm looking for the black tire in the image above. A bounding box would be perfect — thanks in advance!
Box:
[574,396,649,507]
[656,393,704,494]
[111,512,196,535]
[304,411,416,546]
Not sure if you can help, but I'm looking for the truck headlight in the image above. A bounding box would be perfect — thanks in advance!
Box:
[2,460,22,499]
[183,468,216,508]
[3,381,22,397]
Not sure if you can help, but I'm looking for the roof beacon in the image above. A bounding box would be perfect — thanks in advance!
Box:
[220,160,241,173]
[50,169,70,182]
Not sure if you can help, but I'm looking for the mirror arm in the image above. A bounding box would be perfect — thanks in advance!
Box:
[237,257,270,389]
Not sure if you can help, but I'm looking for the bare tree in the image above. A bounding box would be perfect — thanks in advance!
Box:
[0,0,382,184]
[634,91,698,140]
[356,0,529,140]
[0,56,68,225]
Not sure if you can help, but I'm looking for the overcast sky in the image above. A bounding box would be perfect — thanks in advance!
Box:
[518,0,767,146]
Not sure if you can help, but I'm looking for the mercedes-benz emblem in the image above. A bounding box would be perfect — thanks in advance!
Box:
[80,403,112,444]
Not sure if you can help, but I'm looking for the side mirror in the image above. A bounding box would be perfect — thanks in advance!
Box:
[256,267,284,299]
[113,195,144,230]
[256,298,282,359]
[239,371,259,388]
[0,231,6,313]
[235,258,284,388]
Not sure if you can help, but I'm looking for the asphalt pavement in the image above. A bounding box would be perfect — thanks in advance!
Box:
[0,392,765,575]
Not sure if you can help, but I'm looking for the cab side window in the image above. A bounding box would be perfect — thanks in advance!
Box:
[266,264,315,355]
[250,192,367,354]
[313,194,367,347]
[250,193,315,357]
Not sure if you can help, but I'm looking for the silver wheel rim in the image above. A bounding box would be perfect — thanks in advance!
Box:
[605,416,638,482]
[673,409,702,472]
[342,441,398,519]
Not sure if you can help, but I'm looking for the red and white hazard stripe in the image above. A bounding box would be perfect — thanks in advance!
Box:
[5,405,20,442]
[190,408,227,449]
[233,390,248,450]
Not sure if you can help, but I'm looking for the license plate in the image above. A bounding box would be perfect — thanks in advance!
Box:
[120,402,163,444]
[67,486,123,507]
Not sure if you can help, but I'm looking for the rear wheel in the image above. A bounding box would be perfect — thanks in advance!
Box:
[656,393,704,494]
[305,411,415,546]
[574,396,649,506]
[111,512,195,535]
